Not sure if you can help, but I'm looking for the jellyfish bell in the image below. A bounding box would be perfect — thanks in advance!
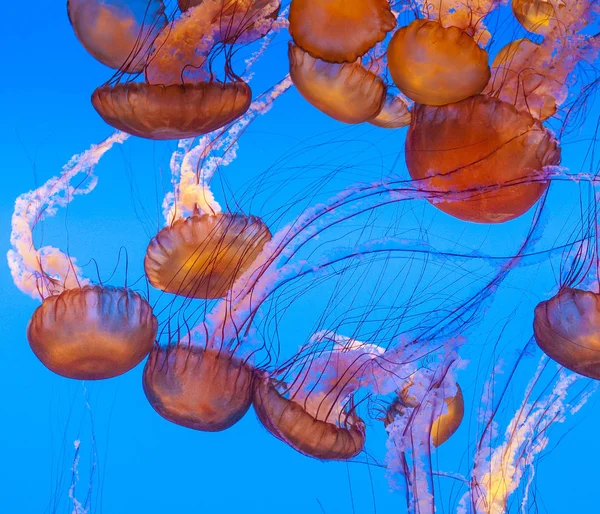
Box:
[27,285,157,380]
[144,212,271,299]
[405,94,561,223]
[289,44,386,124]
[67,0,167,73]
[143,345,254,431]
[253,373,366,460]
[512,0,561,34]
[91,81,252,140]
[288,0,396,63]
[387,19,491,106]
[534,288,600,379]
[369,93,411,129]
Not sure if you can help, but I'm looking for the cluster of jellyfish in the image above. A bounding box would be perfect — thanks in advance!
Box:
[8,0,600,511]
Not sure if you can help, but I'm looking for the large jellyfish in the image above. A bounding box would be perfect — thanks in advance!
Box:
[8,133,157,379]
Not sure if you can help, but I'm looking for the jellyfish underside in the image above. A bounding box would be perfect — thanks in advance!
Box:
[91,82,252,140]
[143,346,254,431]
[144,213,271,299]
[253,376,366,460]
[387,19,490,106]
[27,285,157,380]
[288,0,396,63]
[370,93,411,129]
[534,288,600,380]
[405,95,560,223]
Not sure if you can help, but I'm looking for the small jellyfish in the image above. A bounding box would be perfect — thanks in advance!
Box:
[405,95,561,223]
[387,19,490,106]
[289,44,386,124]
[369,93,411,129]
[143,345,254,431]
[512,0,559,34]
[28,285,157,380]
[144,213,272,299]
[91,81,252,140]
[288,0,396,63]
[384,380,464,447]
[534,288,600,380]
[67,0,167,73]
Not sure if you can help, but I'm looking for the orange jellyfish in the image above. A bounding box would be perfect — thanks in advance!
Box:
[178,0,280,44]
[143,345,255,431]
[370,93,411,129]
[387,19,490,106]
[384,379,464,447]
[91,81,252,140]
[28,285,157,380]
[144,212,272,299]
[289,44,386,124]
[534,288,600,380]
[511,0,595,35]
[405,95,561,223]
[288,0,396,63]
[67,0,167,73]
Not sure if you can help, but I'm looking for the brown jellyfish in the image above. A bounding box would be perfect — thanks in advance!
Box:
[387,19,490,106]
[288,0,396,63]
[405,95,561,223]
[144,212,271,299]
[289,44,386,124]
[91,81,252,140]
[369,93,411,129]
[143,345,255,431]
[534,288,600,380]
[178,0,280,44]
[27,285,157,380]
[67,0,167,73]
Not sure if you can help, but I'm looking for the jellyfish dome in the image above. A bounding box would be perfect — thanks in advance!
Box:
[370,93,411,129]
[534,288,600,380]
[289,44,386,124]
[91,82,252,140]
[387,20,490,106]
[405,94,561,223]
[27,285,157,380]
[143,345,254,431]
[144,213,271,299]
[288,0,396,63]
[67,0,167,73]
[253,373,366,460]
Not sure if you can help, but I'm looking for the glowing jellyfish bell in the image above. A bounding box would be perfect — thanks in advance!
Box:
[387,19,490,106]
[67,0,167,73]
[289,0,396,63]
[289,44,386,124]
[8,133,158,380]
[534,288,600,379]
[405,95,561,223]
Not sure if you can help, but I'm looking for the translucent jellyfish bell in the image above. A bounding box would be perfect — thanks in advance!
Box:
[144,213,272,299]
[91,82,252,140]
[534,288,600,379]
[143,346,254,431]
[67,0,167,73]
[387,19,490,106]
[405,95,561,223]
[27,285,157,380]
[370,93,411,129]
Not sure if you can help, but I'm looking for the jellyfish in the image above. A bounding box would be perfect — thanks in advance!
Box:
[288,0,396,63]
[369,93,411,129]
[7,132,157,380]
[288,44,386,124]
[512,0,596,36]
[534,288,600,379]
[387,19,490,106]
[67,0,167,73]
[405,95,561,223]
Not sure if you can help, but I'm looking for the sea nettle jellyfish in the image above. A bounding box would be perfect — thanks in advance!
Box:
[512,0,597,35]
[405,95,561,223]
[288,43,386,124]
[288,0,396,63]
[534,288,600,379]
[369,93,411,129]
[67,0,167,73]
[7,132,157,380]
[387,19,490,106]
